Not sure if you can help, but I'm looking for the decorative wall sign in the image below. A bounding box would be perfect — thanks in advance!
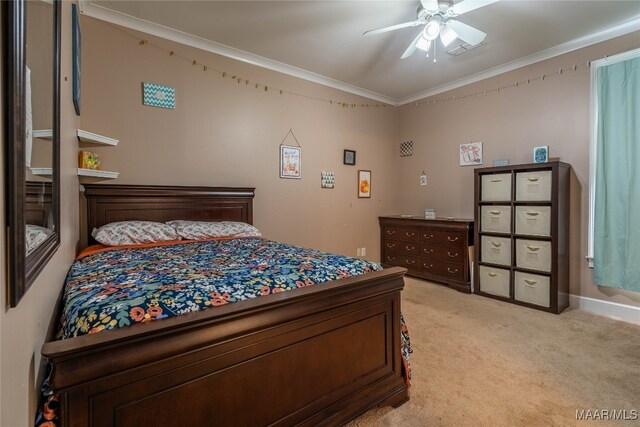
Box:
[343,149,356,165]
[321,171,335,188]
[142,82,176,109]
[533,146,549,163]
[400,141,413,157]
[358,170,371,198]
[459,142,483,166]
[280,145,301,179]
[72,3,81,115]
[420,171,427,186]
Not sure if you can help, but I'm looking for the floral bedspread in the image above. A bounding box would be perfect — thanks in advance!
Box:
[36,238,412,426]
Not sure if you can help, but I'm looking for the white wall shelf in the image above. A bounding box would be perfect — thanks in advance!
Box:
[33,129,53,140]
[77,129,119,146]
[77,168,119,180]
[30,167,53,176]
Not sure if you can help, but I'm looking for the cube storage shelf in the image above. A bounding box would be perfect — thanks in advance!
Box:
[473,161,571,314]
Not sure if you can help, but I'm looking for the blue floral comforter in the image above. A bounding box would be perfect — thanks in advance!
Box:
[37,238,412,426]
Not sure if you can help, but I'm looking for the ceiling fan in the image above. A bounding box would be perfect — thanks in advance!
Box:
[363,0,499,60]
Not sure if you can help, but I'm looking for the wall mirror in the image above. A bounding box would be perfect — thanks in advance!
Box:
[4,0,61,307]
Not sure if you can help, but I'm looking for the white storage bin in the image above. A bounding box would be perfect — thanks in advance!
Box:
[481,236,511,266]
[516,239,551,272]
[515,170,552,201]
[514,271,550,307]
[481,173,511,201]
[481,205,511,233]
[479,266,510,297]
[515,206,551,236]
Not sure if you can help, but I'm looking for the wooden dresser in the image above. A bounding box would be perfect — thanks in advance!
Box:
[379,216,474,293]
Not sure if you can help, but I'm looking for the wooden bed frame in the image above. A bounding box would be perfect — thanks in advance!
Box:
[42,184,409,426]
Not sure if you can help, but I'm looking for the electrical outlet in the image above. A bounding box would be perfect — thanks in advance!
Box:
[356,248,361,256]
[361,247,366,256]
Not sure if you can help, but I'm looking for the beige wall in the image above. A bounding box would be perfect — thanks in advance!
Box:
[79,17,400,260]
[396,32,640,307]
[0,4,80,426]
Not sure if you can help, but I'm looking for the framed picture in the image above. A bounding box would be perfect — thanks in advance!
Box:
[358,170,371,198]
[280,145,301,179]
[460,142,482,166]
[343,149,356,165]
[142,82,176,109]
[321,171,335,188]
[72,3,81,116]
[533,146,549,163]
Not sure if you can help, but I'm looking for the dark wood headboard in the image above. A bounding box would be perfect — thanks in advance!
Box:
[83,184,255,246]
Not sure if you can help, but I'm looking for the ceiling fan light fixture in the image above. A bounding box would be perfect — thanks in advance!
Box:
[439,25,458,47]
[416,37,432,52]
[422,19,440,41]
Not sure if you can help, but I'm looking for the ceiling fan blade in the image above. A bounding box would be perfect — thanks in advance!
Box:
[401,33,424,59]
[446,20,487,46]
[449,0,500,16]
[420,0,439,12]
[363,20,422,37]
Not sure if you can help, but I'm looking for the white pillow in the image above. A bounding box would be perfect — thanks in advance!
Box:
[167,220,261,240]
[26,224,53,256]
[91,221,181,246]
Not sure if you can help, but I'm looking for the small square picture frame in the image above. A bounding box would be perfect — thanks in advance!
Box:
[343,149,356,166]
[533,145,549,163]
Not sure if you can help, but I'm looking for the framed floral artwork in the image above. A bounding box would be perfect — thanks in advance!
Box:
[358,170,371,198]
[459,142,483,166]
[280,145,301,179]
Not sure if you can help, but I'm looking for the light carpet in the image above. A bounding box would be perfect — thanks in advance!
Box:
[348,278,640,426]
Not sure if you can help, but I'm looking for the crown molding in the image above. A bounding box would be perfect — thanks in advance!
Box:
[398,15,640,105]
[78,0,397,105]
[79,1,639,107]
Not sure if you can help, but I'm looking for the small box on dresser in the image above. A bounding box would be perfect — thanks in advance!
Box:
[379,216,474,293]
[474,161,570,314]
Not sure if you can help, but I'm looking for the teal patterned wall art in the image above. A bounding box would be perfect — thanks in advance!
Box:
[142,82,175,109]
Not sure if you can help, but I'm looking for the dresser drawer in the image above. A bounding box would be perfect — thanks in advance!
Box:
[384,239,419,256]
[420,229,466,247]
[481,236,511,266]
[515,206,551,236]
[420,243,465,264]
[383,226,419,242]
[384,253,420,271]
[479,266,510,298]
[514,271,550,307]
[515,170,552,201]
[481,173,511,201]
[421,260,465,281]
[480,205,511,234]
[515,239,551,272]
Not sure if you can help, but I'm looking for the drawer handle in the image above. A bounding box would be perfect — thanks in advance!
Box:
[406,232,415,237]
[448,252,459,258]
[448,236,459,242]
[424,234,434,239]
[387,230,396,235]
[447,268,458,274]
[490,241,502,247]
[525,212,540,216]
[527,177,540,182]
[386,243,396,248]
[424,248,434,254]
[406,259,415,265]
[524,279,538,286]
[387,256,396,261]
[526,245,540,251]
[405,245,415,250]
[490,178,503,182]
[488,272,499,277]
[424,264,433,269]
[489,210,501,215]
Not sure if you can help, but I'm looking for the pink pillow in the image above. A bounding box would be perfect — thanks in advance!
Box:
[167,220,261,240]
[91,221,181,246]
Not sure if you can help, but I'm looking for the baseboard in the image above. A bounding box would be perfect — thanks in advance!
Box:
[570,294,640,325]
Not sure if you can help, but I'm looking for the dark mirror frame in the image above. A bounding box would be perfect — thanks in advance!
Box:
[4,0,61,307]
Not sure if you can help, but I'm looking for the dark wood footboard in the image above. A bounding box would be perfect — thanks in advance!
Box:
[42,267,408,426]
